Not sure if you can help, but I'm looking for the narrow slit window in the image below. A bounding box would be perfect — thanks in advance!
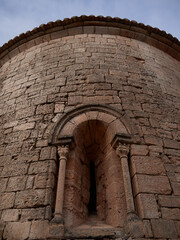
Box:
[88,161,97,215]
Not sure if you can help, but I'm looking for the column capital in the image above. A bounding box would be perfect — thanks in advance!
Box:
[115,141,129,158]
[57,145,69,160]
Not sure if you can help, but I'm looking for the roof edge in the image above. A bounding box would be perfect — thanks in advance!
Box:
[0,15,180,66]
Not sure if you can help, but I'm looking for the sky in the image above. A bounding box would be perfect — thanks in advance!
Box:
[0,0,180,47]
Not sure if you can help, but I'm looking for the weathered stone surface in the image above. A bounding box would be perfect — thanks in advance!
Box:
[151,219,178,238]
[13,122,35,131]
[158,195,180,207]
[29,220,49,239]
[143,220,153,238]
[130,144,149,156]
[163,138,180,149]
[131,156,165,176]
[1,209,21,222]
[15,189,46,208]
[0,193,15,210]
[3,222,31,240]
[136,193,159,218]
[132,174,171,195]
[21,208,45,221]
[1,163,28,177]
[161,207,180,220]
[28,161,49,174]
[0,21,180,240]
[6,176,27,191]
[0,178,8,192]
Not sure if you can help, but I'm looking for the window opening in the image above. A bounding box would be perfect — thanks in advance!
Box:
[88,161,97,215]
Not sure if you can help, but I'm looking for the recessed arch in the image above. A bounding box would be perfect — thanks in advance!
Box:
[50,104,140,228]
[49,104,140,146]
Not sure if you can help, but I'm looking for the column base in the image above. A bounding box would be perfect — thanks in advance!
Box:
[51,214,64,224]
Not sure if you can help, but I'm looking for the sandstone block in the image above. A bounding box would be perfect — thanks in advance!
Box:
[15,189,46,208]
[130,144,149,156]
[6,175,26,191]
[171,181,180,195]
[130,156,165,176]
[0,193,15,210]
[40,146,56,160]
[28,161,49,174]
[2,209,21,222]
[14,122,35,131]
[26,175,35,189]
[136,193,159,218]
[29,220,49,239]
[132,174,171,195]
[3,222,31,240]
[158,195,180,207]
[144,135,163,146]
[151,219,177,238]
[1,163,28,177]
[163,138,180,149]
[0,178,8,192]
[143,220,153,238]
[54,103,65,113]
[34,174,47,189]
[21,208,45,221]
[161,207,180,220]
[36,103,54,115]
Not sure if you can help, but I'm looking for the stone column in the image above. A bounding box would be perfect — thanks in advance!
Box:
[53,145,69,223]
[115,142,135,214]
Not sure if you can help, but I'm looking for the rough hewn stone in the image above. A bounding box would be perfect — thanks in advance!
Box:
[136,193,159,218]
[151,219,178,238]
[29,220,49,239]
[3,221,31,240]
[132,174,172,195]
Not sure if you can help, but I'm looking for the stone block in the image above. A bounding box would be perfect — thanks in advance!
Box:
[15,189,46,208]
[130,144,149,156]
[132,174,171,195]
[21,208,45,221]
[40,146,55,160]
[0,178,8,192]
[6,176,27,191]
[171,181,180,195]
[1,209,21,222]
[161,207,180,220]
[14,122,35,131]
[144,135,163,146]
[1,163,28,177]
[175,221,180,237]
[29,220,49,239]
[28,161,49,174]
[54,103,65,113]
[136,193,159,218]
[48,223,64,239]
[3,222,31,240]
[0,193,15,210]
[158,195,180,207]
[151,219,177,238]
[130,156,165,176]
[36,103,54,115]
[26,175,35,189]
[143,220,153,238]
[163,138,180,149]
[34,174,47,189]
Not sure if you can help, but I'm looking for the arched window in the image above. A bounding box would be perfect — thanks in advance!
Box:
[49,104,141,236]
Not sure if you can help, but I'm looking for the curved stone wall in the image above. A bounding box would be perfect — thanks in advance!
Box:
[0,17,180,240]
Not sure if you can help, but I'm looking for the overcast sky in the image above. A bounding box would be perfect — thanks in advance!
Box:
[0,0,179,47]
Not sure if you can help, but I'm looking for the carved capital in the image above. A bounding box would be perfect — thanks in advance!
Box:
[57,145,69,160]
[115,142,129,158]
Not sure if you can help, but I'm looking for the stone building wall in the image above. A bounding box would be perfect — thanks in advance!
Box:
[0,16,179,239]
